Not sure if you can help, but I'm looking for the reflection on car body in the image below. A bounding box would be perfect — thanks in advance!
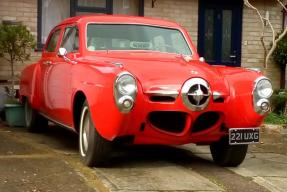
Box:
[20,15,273,167]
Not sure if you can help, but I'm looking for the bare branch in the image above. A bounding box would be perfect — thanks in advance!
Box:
[244,0,269,67]
[244,0,266,28]
[244,0,287,69]
[266,27,287,66]
[264,18,276,68]
[276,0,287,11]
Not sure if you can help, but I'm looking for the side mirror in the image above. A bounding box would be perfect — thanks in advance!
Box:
[199,57,205,62]
[58,47,67,57]
[57,47,77,64]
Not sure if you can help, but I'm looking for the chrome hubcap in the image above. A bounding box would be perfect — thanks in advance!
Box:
[79,106,89,157]
[25,101,32,126]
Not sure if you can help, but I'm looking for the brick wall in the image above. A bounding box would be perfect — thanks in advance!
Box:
[144,0,199,46]
[0,0,285,88]
[0,0,39,79]
[241,0,287,89]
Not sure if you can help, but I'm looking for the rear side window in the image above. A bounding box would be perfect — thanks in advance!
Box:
[45,29,61,52]
[61,27,79,52]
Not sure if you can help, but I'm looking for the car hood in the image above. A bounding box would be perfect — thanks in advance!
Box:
[82,52,230,94]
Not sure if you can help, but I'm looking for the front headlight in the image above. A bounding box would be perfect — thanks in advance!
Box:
[114,72,137,113]
[253,77,273,115]
[116,74,137,95]
[256,79,273,98]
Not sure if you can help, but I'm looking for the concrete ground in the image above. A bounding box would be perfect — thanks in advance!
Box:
[0,122,286,192]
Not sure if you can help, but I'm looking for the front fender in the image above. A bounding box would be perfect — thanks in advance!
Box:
[71,63,124,141]
[218,67,265,127]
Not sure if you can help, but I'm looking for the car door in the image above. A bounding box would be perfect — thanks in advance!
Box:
[39,28,62,115]
[44,25,79,126]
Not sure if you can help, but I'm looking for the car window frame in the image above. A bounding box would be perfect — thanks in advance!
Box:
[44,28,62,53]
[85,23,193,57]
[60,25,80,53]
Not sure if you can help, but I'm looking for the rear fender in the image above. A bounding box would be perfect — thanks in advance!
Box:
[20,63,41,109]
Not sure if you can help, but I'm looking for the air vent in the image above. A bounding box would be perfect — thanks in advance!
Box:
[149,111,187,133]
[149,95,175,102]
[213,97,224,103]
[191,112,220,133]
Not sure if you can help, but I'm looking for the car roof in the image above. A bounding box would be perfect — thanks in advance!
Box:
[58,15,181,28]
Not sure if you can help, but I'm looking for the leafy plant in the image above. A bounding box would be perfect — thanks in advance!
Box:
[270,89,287,115]
[0,23,35,98]
[272,32,287,67]
[264,112,287,125]
[272,32,287,88]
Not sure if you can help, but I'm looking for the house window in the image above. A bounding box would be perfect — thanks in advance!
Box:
[72,0,112,16]
[113,0,140,16]
[38,0,144,49]
[41,0,70,46]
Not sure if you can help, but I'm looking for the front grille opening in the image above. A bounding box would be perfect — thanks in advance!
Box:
[213,97,225,103]
[149,111,187,133]
[192,112,220,133]
[149,96,176,102]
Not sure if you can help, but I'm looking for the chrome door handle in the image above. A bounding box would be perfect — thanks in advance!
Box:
[230,55,236,58]
[43,61,52,65]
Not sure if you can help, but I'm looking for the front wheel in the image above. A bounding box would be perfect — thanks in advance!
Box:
[210,137,248,167]
[24,99,48,133]
[79,101,112,167]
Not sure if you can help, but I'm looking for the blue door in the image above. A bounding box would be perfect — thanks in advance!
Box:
[198,0,243,67]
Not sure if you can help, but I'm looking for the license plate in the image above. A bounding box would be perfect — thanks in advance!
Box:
[229,128,260,145]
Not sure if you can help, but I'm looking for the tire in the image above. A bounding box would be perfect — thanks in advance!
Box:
[210,137,248,167]
[24,99,48,133]
[79,101,112,167]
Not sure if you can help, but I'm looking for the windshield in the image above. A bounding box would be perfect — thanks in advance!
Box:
[86,24,192,55]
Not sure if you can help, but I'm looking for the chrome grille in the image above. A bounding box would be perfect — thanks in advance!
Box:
[182,78,211,111]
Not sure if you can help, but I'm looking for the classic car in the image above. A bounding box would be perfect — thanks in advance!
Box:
[20,15,273,167]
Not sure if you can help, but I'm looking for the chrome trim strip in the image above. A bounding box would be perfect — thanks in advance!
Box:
[39,112,75,131]
[246,67,261,72]
[212,91,222,100]
[146,90,179,99]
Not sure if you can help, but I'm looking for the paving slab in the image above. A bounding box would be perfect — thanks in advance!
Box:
[229,153,287,192]
[0,157,96,192]
[0,125,96,192]
[2,122,286,192]
[185,144,287,192]
[0,133,43,156]
[94,160,222,192]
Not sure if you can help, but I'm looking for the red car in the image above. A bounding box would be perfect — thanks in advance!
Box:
[20,15,273,167]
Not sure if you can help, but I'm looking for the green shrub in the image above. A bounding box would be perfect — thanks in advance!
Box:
[270,89,287,115]
[272,32,287,67]
[264,112,287,124]
[0,23,35,98]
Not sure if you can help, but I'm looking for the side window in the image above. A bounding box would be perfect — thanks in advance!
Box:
[153,36,167,52]
[61,27,79,52]
[45,29,61,52]
[171,33,188,55]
